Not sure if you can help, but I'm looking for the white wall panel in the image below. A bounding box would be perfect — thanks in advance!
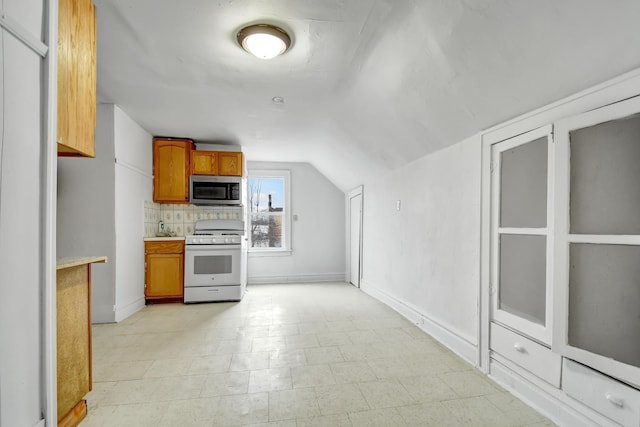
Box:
[361,136,481,345]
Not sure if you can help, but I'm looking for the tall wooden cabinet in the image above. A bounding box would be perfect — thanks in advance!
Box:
[144,240,184,302]
[153,138,194,203]
[57,0,97,157]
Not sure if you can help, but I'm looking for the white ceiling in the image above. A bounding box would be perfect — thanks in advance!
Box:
[96,0,640,191]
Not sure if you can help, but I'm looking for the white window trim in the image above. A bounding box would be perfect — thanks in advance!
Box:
[247,169,292,255]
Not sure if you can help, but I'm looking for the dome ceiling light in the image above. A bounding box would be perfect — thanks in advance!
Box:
[237,24,291,59]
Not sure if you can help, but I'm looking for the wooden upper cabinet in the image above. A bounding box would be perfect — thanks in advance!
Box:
[218,152,243,176]
[153,138,194,203]
[191,151,218,175]
[57,0,97,157]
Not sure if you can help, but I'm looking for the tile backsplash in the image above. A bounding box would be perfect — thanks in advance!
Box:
[144,201,243,237]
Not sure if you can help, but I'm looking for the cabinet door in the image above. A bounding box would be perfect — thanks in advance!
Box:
[191,151,217,175]
[490,125,554,344]
[218,152,243,176]
[153,139,193,203]
[553,95,640,388]
[57,0,96,157]
[145,253,184,298]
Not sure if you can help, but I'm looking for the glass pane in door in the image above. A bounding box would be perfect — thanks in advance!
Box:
[500,137,547,228]
[570,113,640,234]
[569,243,640,368]
[499,234,546,325]
[194,255,232,275]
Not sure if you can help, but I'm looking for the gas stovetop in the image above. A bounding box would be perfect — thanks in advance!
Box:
[186,219,245,245]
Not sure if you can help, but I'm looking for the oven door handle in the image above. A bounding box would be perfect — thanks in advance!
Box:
[186,244,242,252]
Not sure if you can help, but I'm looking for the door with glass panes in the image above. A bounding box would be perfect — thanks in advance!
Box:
[491,125,554,344]
[553,96,640,388]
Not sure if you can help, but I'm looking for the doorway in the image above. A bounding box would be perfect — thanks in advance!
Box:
[347,186,363,287]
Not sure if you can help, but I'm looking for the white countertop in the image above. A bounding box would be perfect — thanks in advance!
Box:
[57,256,107,270]
[143,236,186,241]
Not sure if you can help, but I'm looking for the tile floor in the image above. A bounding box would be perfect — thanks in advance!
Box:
[82,283,555,426]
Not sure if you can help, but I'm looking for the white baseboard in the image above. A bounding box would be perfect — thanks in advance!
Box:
[247,273,345,285]
[489,359,615,427]
[114,297,145,322]
[360,279,477,366]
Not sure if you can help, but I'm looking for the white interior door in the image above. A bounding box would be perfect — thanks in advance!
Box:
[349,193,362,287]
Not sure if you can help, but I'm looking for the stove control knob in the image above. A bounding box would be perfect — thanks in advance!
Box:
[225,238,232,244]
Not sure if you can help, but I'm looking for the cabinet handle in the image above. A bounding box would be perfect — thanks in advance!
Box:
[513,343,527,353]
[605,392,624,408]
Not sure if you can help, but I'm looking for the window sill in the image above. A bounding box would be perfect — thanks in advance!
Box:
[249,250,293,258]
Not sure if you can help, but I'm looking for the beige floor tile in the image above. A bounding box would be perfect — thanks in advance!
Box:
[315,383,370,415]
[86,284,553,426]
[212,392,269,426]
[215,338,253,355]
[358,379,416,409]
[304,346,345,365]
[348,407,408,427]
[188,354,232,375]
[438,370,502,398]
[347,330,380,344]
[398,374,458,403]
[441,396,517,426]
[100,378,163,405]
[158,396,220,426]
[143,358,193,378]
[291,364,336,388]
[152,375,207,402]
[269,348,307,368]
[101,402,167,427]
[296,413,352,427]
[200,371,250,397]
[269,324,300,337]
[245,421,297,427]
[285,334,320,349]
[248,368,292,393]
[229,351,270,371]
[268,388,321,421]
[330,361,378,384]
[252,336,287,352]
[485,392,547,425]
[316,332,352,346]
[397,402,459,427]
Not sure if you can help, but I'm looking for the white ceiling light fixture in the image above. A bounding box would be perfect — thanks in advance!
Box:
[237,24,291,59]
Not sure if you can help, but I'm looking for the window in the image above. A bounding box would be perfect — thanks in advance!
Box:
[247,170,291,253]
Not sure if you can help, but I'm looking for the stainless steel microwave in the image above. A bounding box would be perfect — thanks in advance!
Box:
[190,176,242,205]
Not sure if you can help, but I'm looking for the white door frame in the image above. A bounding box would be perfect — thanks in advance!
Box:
[345,186,363,287]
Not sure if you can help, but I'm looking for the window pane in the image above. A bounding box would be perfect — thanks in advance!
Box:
[570,113,640,234]
[499,234,546,325]
[500,137,547,228]
[248,176,285,249]
[248,177,284,213]
[250,213,283,248]
[568,243,640,368]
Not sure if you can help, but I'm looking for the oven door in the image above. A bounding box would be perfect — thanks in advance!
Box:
[184,244,241,286]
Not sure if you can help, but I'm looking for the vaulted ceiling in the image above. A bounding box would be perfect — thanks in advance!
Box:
[95,0,640,190]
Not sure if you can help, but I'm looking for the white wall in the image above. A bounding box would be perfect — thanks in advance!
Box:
[247,161,345,283]
[0,0,45,425]
[58,104,152,323]
[360,136,482,362]
[113,106,153,321]
[58,105,117,322]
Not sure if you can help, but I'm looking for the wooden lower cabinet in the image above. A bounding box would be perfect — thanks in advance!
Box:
[145,240,184,302]
[56,256,106,427]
